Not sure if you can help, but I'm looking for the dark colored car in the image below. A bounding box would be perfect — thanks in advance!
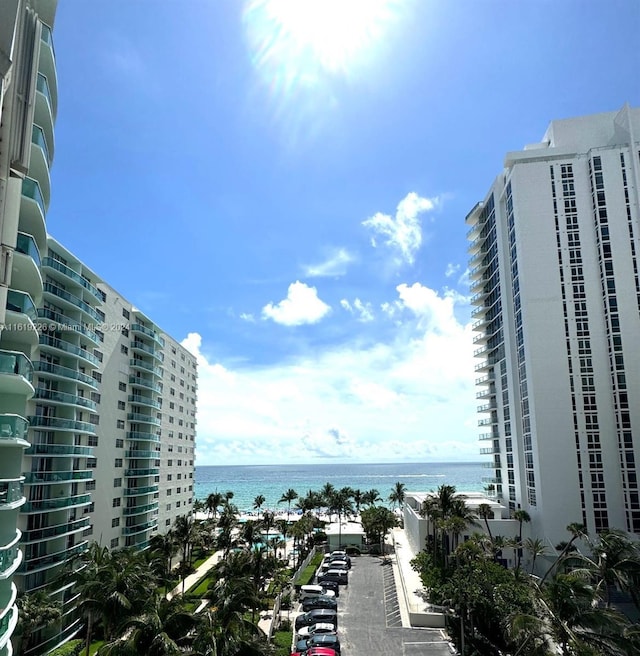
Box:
[317,569,348,586]
[295,609,338,631]
[301,595,338,612]
[320,580,339,597]
[297,634,341,655]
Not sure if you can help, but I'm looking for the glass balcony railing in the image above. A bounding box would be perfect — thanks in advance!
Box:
[36,72,52,110]
[125,450,160,459]
[31,124,51,166]
[122,520,157,536]
[25,443,94,457]
[131,324,164,346]
[23,470,93,484]
[131,341,162,360]
[0,545,20,571]
[128,375,162,393]
[34,387,97,411]
[123,501,158,516]
[41,257,103,302]
[22,494,91,512]
[128,394,161,409]
[27,416,97,434]
[22,517,90,542]
[124,468,159,477]
[0,350,33,381]
[42,282,102,322]
[21,177,46,217]
[39,334,101,366]
[129,359,163,377]
[41,23,54,49]
[21,541,88,572]
[33,360,98,388]
[0,606,16,641]
[0,480,24,506]
[126,432,160,443]
[6,289,37,322]
[0,414,29,441]
[123,485,158,496]
[38,308,100,345]
[16,231,42,268]
[127,412,160,426]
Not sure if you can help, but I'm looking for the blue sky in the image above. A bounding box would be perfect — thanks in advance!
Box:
[48,0,639,465]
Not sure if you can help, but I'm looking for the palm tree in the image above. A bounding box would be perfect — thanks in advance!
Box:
[193,498,206,516]
[328,488,355,549]
[253,494,266,517]
[388,481,407,511]
[15,591,62,656]
[477,503,494,541]
[513,509,531,570]
[541,522,588,584]
[149,530,178,593]
[206,491,224,522]
[278,488,298,521]
[523,537,548,575]
[260,510,276,556]
[275,518,290,560]
[352,489,364,515]
[362,488,382,507]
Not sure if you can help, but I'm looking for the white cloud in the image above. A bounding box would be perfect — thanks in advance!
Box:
[362,192,439,265]
[239,313,256,322]
[303,248,355,277]
[340,298,374,322]
[445,262,460,278]
[262,281,331,326]
[184,283,478,465]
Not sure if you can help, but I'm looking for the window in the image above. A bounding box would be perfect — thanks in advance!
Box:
[123,308,130,319]
[121,345,128,355]
[114,478,122,487]
[87,459,97,469]
[121,327,129,337]
[167,489,172,496]
[118,401,126,410]
[95,329,104,342]
[88,435,99,447]
[115,458,123,468]
[166,503,171,511]
[115,438,124,448]
[117,420,125,429]
[166,519,171,526]
[169,402,175,410]
[119,382,127,392]
[167,474,172,481]
[112,518,120,527]
[113,498,121,507]
[176,501,181,508]
[110,538,119,549]
[86,480,96,491]
[168,459,173,466]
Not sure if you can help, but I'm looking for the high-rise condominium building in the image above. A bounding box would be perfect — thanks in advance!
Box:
[17,237,197,653]
[0,2,57,655]
[468,105,640,548]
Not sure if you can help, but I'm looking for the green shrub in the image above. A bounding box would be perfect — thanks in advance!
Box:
[49,639,83,656]
[345,546,361,555]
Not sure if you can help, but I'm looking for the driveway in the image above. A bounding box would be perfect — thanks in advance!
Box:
[335,555,452,656]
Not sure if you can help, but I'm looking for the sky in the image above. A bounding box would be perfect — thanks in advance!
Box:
[47,0,639,466]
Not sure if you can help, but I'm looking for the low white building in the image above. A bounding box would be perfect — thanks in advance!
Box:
[323,519,365,551]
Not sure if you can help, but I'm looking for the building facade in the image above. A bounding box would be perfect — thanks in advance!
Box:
[0,2,57,655]
[468,105,640,548]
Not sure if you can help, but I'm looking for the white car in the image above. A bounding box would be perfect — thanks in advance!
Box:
[297,622,337,639]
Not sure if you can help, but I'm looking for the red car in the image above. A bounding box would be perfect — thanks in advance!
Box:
[306,649,337,656]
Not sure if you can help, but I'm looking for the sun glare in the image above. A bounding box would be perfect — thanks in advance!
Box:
[244,0,401,89]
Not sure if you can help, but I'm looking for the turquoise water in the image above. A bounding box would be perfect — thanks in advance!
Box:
[195,462,485,513]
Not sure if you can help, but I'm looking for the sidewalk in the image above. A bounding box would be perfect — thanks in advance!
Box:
[166,550,223,601]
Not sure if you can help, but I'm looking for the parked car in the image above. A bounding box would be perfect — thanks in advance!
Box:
[297,634,341,654]
[305,648,337,656]
[296,622,337,639]
[319,580,339,597]
[328,551,351,567]
[317,569,348,586]
[325,559,349,571]
[295,609,338,631]
[301,595,338,612]
[299,584,336,601]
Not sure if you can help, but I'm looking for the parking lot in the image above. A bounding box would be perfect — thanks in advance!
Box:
[296,554,453,656]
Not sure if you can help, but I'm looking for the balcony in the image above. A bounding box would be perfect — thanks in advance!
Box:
[35,73,54,151]
[479,447,500,455]
[0,351,34,396]
[42,282,102,323]
[128,375,162,393]
[127,394,160,409]
[27,416,98,435]
[126,432,160,443]
[124,468,159,477]
[6,289,37,323]
[130,341,163,361]
[34,387,97,411]
[39,24,58,118]
[0,414,29,443]
[23,470,93,484]
[21,517,90,543]
[17,231,42,270]
[33,360,98,389]
[131,323,164,346]
[129,359,162,377]
[21,541,88,573]
[39,334,100,367]
[123,485,158,496]
[38,308,100,345]
[0,544,21,577]
[20,178,47,254]
[22,494,91,513]
[41,257,102,303]
[0,480,24,508]
[25,443,94,457]
[0,605,17,648]
[478,433,498,441]
[125,450,160,459]
[123,519,157,536]
[123,501,159,516]
[127,412,160,426]
[478,417,496,427]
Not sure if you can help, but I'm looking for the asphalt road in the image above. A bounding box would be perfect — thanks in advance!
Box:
[307,555,453,656]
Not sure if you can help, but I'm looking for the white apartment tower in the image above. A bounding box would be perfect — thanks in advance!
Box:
[0,1,57,655]
[468,105,640,548]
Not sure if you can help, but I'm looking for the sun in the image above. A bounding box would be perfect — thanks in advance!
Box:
[244,0,401,85]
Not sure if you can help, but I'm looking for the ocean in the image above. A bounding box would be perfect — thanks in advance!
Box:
[194,461,485,513]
